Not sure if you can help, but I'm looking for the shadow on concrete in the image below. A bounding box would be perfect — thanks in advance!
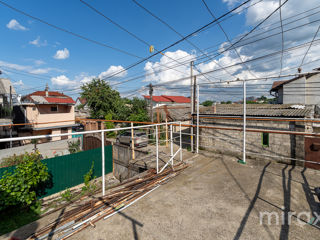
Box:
[100,198,144,240]
[232,161,271,240]
[301,167,320,227]
[47,207,66,240]
[280,164,294,240]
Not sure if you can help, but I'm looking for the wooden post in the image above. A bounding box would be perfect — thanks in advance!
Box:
[165,117,168,147]
[131,122,135,160]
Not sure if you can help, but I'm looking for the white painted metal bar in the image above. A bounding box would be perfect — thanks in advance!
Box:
[155,125,159,173]
[179,121,182,161]
[159,148,181,173]
[170,124,173,158]
[0,121,180,143]
[243,79,246,163]
[196,84,200,154]
[101,131,105,196]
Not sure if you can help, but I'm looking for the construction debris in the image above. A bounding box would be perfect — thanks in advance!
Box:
[27,163,187,240]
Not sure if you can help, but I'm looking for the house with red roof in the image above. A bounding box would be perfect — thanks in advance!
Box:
[143,95,190,108]
[18,85,76,142]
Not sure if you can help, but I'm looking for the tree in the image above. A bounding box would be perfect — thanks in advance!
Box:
[80,78,123,119]
[202,100,214,107]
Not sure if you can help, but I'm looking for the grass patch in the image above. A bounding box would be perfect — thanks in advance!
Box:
[0,205,41,235]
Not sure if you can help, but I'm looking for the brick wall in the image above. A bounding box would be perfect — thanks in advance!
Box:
[199,118,305,166]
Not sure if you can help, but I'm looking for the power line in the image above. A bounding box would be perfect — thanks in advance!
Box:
[299,24,320,68]
[83,0,253,81]
[200,0,257,79]
[0,0,141,59]
[278,0,284,76]
[195,0,289,67]
[131,0,235,81]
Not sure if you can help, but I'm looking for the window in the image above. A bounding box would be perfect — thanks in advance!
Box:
[51,106,58,112]
[262,133,269,147]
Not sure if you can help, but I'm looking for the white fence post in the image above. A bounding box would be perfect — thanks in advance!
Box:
[196,84,200,154]
[101,131,105,196]
[156,125,159,173]
[242,79,247,164]
[170,124,173,157]
[179,121,182,162]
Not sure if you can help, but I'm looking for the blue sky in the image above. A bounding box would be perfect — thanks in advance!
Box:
[1,0,320,102]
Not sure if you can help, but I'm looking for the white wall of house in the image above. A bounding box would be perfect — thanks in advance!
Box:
[283,76,306,104]
[306,74,320,104]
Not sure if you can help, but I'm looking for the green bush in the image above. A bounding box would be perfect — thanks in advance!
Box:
[68,139,81,154]
[60,189,72,202]
[82,161,96,194]
[0,152,49,210]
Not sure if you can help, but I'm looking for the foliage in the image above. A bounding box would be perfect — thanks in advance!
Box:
[82,161,96,194]
[80,79,149,122]
[201,100,214,107]
[0,153,29,167]
[221,101,232,104]
[68,139,81,154]
[0,203,41,235]
[0,152,49,210]
[80,78,123,119]
[60,189,72,202]
[104,113,116,137]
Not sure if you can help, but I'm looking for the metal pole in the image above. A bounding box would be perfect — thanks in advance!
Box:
[131,122,135,160]
[179,121,182,162]
[165,117,168,147]
[190,61,194,153]
[242,79,247,164]
[196,84,200,154]
[170,124,173,157]
[101,131,105,196]
[149,83,153,123]
[156,125,159,173]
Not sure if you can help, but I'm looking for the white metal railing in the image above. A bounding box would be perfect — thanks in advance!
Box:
[0,121,183,196]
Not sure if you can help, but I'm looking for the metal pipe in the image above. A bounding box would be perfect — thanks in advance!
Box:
[196,84,200,154]
[242,79,246,164]
[170,124,173,158]
[179,121,182,161]
[101,131,105,196]
[156,125,159,173]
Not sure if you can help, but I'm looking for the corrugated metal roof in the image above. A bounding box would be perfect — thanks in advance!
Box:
[30,95,48,103]
[143,95,172,102]
[24,91,75,104]
[0,78,16,95]
[203,104,312,117]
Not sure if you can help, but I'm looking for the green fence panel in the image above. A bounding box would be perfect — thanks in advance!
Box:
[0,145,113,198]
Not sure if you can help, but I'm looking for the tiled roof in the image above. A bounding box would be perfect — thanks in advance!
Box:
[162,95,191,103]
[24,91,75,104]
[202,104,312,117]
[77,97,87,105]
[143,95,190,103]
[143,95,172,102]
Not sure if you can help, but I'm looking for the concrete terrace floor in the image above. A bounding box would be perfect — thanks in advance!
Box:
[68,151,320,240]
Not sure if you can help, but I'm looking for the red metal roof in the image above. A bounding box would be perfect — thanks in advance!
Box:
[162,95,191,103]
[45,97,75,104]
[24,91,75,104]
[143,95,172,102]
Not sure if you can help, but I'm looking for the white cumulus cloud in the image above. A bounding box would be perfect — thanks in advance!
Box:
[98,65,127,79]
[29,36,47,47]
[53,48,70,60]
[6,19,28,31]
[51,75,76,86]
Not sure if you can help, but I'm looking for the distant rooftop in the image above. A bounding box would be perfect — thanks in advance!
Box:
[143,95,190,103]
[23,90,75,105]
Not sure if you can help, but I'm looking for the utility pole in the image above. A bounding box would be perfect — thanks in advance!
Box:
[190,61,194,152]
[148,83,153,123]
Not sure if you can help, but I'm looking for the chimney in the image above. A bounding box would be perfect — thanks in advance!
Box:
[45,83,49,97]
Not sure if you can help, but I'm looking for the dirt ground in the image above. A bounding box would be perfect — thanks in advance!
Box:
[3,150,320,239]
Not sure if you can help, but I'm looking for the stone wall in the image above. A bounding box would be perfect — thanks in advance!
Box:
[199,118,305,165]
